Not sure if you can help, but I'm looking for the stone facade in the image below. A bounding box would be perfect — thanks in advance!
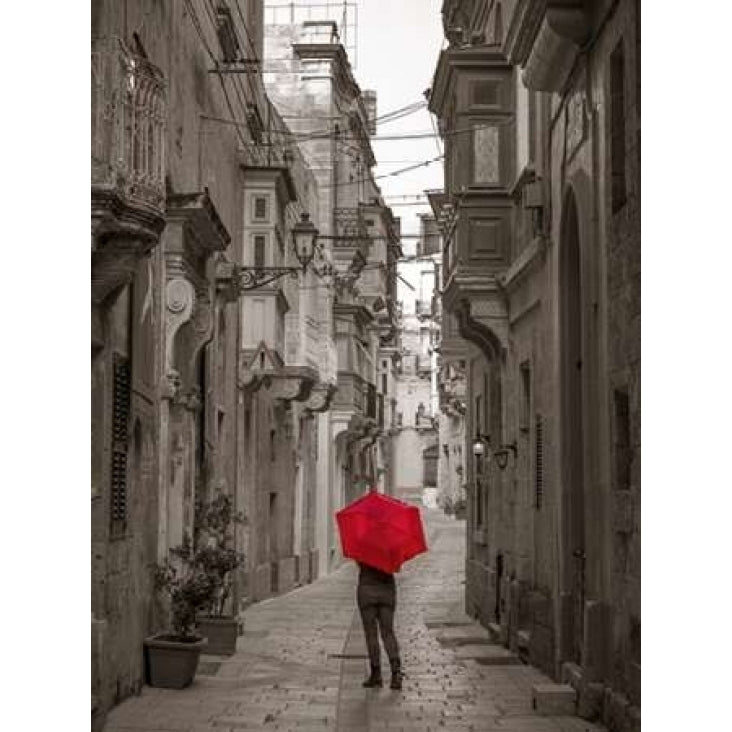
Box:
[428,2,640,730]
[263,10,401,572]
[90,1,364,728]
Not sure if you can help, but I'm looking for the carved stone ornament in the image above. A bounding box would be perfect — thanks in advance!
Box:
[265,366,318,403]
[164,276,195,378]
[161,369,182,401]
[237,361,263,393]
[304,383,337,414]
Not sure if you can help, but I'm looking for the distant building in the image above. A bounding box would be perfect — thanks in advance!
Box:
[264,9,401,570]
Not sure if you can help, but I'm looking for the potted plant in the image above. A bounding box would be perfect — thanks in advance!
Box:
[145,533,215,689]
[145,491,246,685]
[194,492,246,656]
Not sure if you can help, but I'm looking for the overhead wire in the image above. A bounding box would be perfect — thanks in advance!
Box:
[183,0,251,151]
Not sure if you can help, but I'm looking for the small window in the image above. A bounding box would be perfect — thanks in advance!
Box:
[613,388,631,490]
[519,362,531,432]
[254,235,266,268]
[610,40,627,212]
[253,196,268,221]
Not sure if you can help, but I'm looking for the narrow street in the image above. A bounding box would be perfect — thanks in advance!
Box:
[104,510,603,732]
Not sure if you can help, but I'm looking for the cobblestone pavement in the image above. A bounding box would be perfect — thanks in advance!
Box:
[104,508,605,732]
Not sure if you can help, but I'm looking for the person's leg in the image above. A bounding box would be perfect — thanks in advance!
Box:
[376,603,402,689]
[358,599,383,687]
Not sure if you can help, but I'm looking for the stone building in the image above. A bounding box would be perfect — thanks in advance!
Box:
[428,1,640,730]
[263,10,401,570]
[91,0,341,727]
[392,279,439,504]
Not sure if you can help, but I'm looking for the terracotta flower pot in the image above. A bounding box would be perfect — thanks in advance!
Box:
[144,634,208,689]
[196,616,239,656]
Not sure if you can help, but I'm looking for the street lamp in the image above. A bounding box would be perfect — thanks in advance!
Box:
[472,433,491,458]
[291,212,318,271]
[236,212,320,291]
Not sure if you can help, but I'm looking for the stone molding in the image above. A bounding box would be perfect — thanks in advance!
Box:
[237,342,318,403]
[91,188,165,305]
[165,190,231,256]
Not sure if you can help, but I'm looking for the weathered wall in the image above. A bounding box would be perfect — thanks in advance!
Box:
[92,0,263,723]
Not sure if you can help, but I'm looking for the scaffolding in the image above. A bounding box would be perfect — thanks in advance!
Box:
[264,1,359,67]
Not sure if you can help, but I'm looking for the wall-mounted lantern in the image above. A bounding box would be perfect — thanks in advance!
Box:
[493,441,518,471]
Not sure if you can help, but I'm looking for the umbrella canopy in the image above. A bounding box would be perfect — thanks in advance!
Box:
[336,491,427,574]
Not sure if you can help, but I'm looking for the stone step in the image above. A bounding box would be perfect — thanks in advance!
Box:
[455,644,521,664]
[532,683,577,716]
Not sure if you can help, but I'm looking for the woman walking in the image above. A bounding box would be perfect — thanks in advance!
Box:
[357,561,403,690]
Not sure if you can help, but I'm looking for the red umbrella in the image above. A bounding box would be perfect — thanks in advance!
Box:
[336,491,427,574]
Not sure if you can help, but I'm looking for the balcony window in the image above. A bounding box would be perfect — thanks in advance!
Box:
[473,124,500,185]
[91,36,166,209]
[253,195,268,222]
[254,234,267,268]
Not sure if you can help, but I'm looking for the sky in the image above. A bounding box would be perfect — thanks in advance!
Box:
[353,0,445,309]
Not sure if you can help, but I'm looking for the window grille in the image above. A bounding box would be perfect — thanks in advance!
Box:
[110,353,131,530]
[535,414,544,510]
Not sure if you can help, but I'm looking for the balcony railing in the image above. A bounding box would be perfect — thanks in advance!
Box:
[91,36,166,210]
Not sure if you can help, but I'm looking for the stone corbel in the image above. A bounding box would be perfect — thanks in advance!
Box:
[521,4,590,92]
[215,259,240,303]
[263,366,318,404]
[453,298,508,363]
[163,274,195,399]
[180,286,215,388]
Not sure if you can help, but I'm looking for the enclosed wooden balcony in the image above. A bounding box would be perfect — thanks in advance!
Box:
[91,36,166,212]
[91,36,166,305]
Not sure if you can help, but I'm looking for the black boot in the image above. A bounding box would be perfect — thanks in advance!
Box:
[362,665,383,688]
[389,661,403,690]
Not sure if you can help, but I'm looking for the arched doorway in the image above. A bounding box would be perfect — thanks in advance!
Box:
[559,188,586,666]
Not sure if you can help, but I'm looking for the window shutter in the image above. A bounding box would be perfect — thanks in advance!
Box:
[110,354,131,530]
[535,414,544,510]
